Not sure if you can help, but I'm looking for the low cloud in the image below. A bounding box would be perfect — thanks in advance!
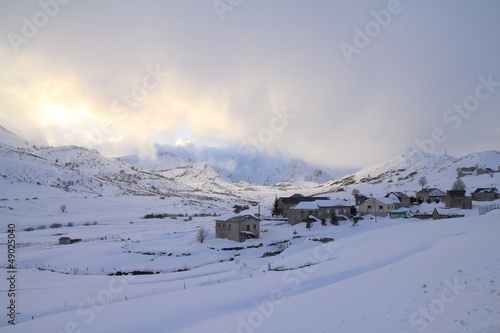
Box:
[1,1,499,169]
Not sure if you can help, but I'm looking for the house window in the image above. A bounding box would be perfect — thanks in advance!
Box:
[253,225,256,230]
[379,205,383,210]
[247,225,250,231]
[228,224,231,230]
[367,205,372,209]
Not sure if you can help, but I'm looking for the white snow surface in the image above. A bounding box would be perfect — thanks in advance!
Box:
[146,144,335,185]
[0,125,35,151]
[1,194,499,332]
[1,127,500,333]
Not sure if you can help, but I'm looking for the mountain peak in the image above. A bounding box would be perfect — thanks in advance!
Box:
[0,125,34,150]
[152,143,333,185]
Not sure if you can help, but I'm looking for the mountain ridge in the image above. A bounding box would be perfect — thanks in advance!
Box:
[1,125,499,199]
[152,143,335,185]
[319,148,500,196]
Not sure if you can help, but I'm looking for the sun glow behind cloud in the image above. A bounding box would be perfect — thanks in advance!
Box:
[0,1,499,168]
[40,104,91,126]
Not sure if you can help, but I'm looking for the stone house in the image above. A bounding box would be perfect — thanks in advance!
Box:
[355,194,369,206]
[59,237,81,245]
[59,237,72,245]
[288,200,352,226]
[415,188,446,203]
[215,215,260,242]
[277,194,330,218]
[471,187,499,201]
[445,190,472,209]
[359,197,401,217]
[385,192,411,207]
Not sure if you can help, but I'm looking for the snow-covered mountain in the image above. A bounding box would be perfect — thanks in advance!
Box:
[117,152,241,194]
[152,144,335,185]
[3,124,498,200]
[319,148,500,196]
[0,127,192,196]
[0,125,37,151]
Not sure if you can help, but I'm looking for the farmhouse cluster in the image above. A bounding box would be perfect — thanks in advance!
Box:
[215,186,499,242]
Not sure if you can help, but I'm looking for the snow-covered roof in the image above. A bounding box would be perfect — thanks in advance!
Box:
[292,199,351,210]
[433,208,463,216]
[472,187,498,194]
[387,192,410,199]
[292,201,319,210]
[316,200,352,207]
[416,188,445,195]
[365,197,400,205]
[220,215,260,223]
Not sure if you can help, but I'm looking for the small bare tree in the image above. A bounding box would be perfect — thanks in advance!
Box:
[418,176,428,190]
[197,227,209,243]
[452,178,466,191]
[60,204,67,213]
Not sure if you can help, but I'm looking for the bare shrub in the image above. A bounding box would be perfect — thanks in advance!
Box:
[197,227,209,243]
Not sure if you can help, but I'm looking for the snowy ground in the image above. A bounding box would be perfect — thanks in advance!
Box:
[1,186,499,333]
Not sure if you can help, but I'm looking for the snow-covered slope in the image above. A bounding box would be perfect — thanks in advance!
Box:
[117,152,237,193]
[0,127,193,197]
[153,144,334,185]
[319,149,500,196]
[2,204,499,333]
[0,125,37,151]
[118,151,193,172]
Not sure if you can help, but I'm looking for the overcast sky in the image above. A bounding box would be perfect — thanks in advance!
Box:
[1,0,499,169]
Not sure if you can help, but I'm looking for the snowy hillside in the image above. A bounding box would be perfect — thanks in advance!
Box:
[1,196,499,332]
[0,128,193,197]
[0,125,38,151]
[1,126,499,333]
[118,152,235,192]
[153,144,335,185]
[319,149,500,197]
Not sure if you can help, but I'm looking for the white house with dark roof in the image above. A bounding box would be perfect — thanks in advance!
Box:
[359,197,401,217]
[277,194,330,217]
[385,192,411,207]
[415,188,446,203]
[288,199,352,225]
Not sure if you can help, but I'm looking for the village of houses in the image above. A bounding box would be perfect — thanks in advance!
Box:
[55,184,500,246]
[212,186,500,243]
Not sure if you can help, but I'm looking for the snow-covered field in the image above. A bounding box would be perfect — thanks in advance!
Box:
[1,127,499,332]
[1,188,499,333]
